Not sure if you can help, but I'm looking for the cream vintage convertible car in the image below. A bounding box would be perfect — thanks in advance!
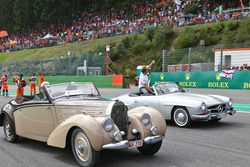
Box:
[0,82,166,167]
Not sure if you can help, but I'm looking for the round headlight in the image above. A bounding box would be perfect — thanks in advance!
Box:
[102,118,114,132]
[150,126,158,136]
[200,102,206,111]
[228,98,233,106]
[113,131,123,142]
[141,113,151,126]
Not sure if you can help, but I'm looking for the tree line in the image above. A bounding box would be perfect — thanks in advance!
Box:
[0,0,136,33]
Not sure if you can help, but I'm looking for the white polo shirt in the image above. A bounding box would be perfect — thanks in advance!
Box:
[138,72,148,88]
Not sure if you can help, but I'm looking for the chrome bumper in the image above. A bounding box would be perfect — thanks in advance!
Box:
[102,135,163,150]
[191,109,236,121]
[144,135,163,144]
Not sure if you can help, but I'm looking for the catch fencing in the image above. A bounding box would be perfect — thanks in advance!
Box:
[162,42,250,72]
[0,53,107,77]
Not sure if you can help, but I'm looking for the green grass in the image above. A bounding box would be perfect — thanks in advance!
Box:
[0,35,128,63]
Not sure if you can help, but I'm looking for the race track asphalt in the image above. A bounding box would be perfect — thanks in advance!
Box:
[0,87,250,167]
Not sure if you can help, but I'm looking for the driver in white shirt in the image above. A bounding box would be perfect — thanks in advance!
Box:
[138,60,155,95]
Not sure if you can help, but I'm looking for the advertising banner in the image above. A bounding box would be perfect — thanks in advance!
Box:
[150,71,250,90]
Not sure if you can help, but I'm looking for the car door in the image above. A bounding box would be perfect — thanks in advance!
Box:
[159,94,174,120]
[130,95,160,111]
[14,100,56,142]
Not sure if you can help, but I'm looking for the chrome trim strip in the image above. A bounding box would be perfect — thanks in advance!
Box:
[102,140,129,150]
[102,135,164,149]
[191,114,210,120]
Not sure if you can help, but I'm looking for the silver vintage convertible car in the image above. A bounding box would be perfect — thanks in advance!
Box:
[114,82,236,128]
[0,82,166,167]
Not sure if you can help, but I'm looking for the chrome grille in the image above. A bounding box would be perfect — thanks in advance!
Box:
[111,101,128,136]
[208,104,226,113]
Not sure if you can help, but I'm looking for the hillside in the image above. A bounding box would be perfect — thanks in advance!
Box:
[0,17,250,76]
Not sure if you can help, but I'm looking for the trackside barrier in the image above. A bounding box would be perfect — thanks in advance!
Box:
[150,71,250,90]
[8,75,128,88]
[112,75,124,87]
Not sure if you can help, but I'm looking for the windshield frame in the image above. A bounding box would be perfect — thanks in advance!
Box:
[153,82,184,96]
[44,82,101,100]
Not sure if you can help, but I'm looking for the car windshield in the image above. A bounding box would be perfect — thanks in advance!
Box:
[44,82,100,99]
[154,82,183,95]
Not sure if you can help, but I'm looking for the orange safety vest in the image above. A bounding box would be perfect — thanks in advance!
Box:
[1,76,8,90]
[16,79,26,96]
[39,75,45,85]
[29,76,36,94]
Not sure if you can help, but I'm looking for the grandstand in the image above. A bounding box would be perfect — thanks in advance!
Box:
[0,0,249,53]
[0,0,249,77]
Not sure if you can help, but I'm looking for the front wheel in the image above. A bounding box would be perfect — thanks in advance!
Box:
[3,115,18,143]
[71,128,99,167]
[137,140,162,155]
[172,107,192,128]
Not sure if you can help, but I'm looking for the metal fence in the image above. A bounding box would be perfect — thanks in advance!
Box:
[1,42,250,77]
[162,42,250,72]
[0,53,106,77]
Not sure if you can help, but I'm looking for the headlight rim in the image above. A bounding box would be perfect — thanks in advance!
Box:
[113,131,123,142]
[200,102,207,111]
[150,125,158,136]
[102,118,114,132]
[141,113,151,126]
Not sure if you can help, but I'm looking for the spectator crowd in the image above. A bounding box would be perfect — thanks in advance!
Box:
[0,0,249,53]
[224,64,250,71]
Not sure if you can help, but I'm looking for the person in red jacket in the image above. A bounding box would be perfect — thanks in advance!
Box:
[1,74,9,96]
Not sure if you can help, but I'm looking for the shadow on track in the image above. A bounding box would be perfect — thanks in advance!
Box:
[165,119,248,130]
[3,137,166,167]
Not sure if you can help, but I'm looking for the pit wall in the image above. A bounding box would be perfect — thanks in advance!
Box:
[150,71,250,90]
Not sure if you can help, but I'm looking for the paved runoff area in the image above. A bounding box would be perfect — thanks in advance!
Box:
[0,87,250,167]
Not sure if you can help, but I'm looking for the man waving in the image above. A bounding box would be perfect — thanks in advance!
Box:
[138,60,155,95]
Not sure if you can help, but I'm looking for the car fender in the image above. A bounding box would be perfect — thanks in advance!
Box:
[128,106,166,138]
[47,114,103,151]
[0,103,15,126]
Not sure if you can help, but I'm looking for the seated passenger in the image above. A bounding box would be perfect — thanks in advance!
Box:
[138,60,155,95]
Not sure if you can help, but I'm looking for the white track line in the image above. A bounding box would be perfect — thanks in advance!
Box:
[237,111,250,113]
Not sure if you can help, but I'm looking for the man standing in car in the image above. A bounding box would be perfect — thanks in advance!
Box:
[138,60,155,94]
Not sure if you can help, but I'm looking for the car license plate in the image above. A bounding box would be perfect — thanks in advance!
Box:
[128,140,143,149]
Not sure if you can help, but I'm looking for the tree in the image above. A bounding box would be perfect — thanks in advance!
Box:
[0,0,14,31]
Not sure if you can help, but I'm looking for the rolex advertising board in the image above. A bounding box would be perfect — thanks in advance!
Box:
[150,71,250,90]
